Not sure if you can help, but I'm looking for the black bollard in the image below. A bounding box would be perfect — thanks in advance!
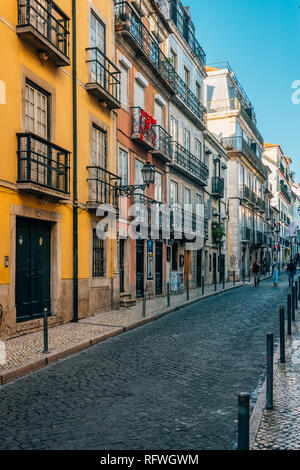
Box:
[296,281,298,309]
[142,290,146,318]
[279,306,285,363]
[202,276,205,296]
[266,333,273,410]
[243,270,245,284]
[292,286,296,321]
[167,282,170,307]
[215,275,217,292]
[249,270,251,283]
[187,279,189,300]
[233,271,236,285]
[43,308,49,354]
[223,271,225,290]
[238,393,250,450]
[298,277,300,299]
[287,293,292,336]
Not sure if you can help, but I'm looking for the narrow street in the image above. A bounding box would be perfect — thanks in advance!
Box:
[0,276,290,450]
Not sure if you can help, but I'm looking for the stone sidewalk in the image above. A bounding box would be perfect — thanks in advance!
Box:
[0,277,253,384]
[253,318,300,450]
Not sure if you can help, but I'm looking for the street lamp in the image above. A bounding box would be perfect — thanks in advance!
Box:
[115,161,155,197]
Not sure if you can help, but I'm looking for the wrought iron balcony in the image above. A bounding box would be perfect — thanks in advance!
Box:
[17,0,70,67]
[170,142,209,185]
[114,2,206,126]
[172,74,206,126]
[131,107,156,149]
[240,185,251,202]
[256,231,263,244]
[207,97,263,147]
[87,166,120,210]
[256,196,266,213]
[169,0,206,67]
[152,125,173,162]
[211,177,224,198]
[86,47,120,109]
[241,227,254,242]
[114,2,174,91]
[221,136,268,180]
[17,132,70,198]
[280,183,291,203]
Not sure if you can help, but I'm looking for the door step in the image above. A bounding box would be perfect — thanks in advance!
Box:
[120,293,136,308]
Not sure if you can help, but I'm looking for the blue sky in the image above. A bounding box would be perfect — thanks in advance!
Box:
[187,0,300,179]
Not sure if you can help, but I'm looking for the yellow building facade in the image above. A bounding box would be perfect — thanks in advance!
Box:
[0,0,120,338]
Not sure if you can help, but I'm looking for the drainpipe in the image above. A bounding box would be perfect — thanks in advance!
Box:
[72,0,78,322]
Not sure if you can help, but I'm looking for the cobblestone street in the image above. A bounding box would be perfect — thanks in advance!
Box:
[0,274,295,450]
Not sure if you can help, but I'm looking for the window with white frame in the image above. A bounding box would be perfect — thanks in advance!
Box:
[195,139,202,161]
[25,81,48,138]
[119,62,129,107]
[91,125,107,168]
[119,148,128,186]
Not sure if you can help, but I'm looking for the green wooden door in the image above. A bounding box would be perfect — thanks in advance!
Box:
[16,217,51,322]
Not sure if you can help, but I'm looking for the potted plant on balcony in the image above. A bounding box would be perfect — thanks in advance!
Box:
[213,222,225,244]
[115,11,129,31]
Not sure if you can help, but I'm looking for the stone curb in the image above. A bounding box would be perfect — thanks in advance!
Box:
[249,315,299,449]
[0,283,245,386]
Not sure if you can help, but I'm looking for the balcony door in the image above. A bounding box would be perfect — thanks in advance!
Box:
[90,125,107,203]
[90,12,106,88]
[24,81,50,186]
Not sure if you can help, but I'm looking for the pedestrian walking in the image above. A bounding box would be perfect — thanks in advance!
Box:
[252,260,260,287]
[287,259,296,287]
[272,258,279,287]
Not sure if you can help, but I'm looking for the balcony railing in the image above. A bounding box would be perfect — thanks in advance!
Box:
[131,107,156,149]
[87,166,120,210]
[256,231,263,244]
[240,184,251,202]
[114,2,174,88]
[280,183,291,203]
[171,142,209,185]
[114,2,206,125]
[169,0,206,67]
[221,136,268,180]
[211,177,224,198]
[17,0,70,66]
[17,132,70,196]
[241,227,254,242]
[206,97,263,146]
[172,73,206,125]
[86,47,120,109]
[152,125,173,161]
[256,196,266,213]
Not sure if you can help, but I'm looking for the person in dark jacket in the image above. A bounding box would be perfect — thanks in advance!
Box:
[252,261,260,287]
[287,259,296,287]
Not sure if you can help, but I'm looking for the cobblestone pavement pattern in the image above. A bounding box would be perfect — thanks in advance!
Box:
[253,321,300,450]
[0,276,292,450]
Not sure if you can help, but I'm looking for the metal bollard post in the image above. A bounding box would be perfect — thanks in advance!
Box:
[167,282,170,307]
[223,271,225,290]
[202,276,205,296]
[215,275,217,292]
[287,293,292,336]
[233,271,235,285]
[249,270,251,283]
[266,333,273,410]
[279,306,285,363]
[142,290,146,318]
[187,279,189,300]
[243,271,245,284]
[43,308,49,354]
[238,393,250,450]
[298,277,300,299]
[296,281,298,309]
[292,286,296,321]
